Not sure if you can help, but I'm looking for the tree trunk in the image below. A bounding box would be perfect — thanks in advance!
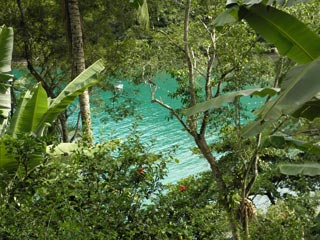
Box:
[66,0,93,145]
[183,1,240,238]
[17,0,69,142]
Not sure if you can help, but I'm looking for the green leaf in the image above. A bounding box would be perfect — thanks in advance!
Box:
[0,83,11,119]
[35,59,105,135]
[213,5,240,28]
[241,117,271,137]
[129,0,144,8]
[240,4,320,64]
[8,83,48,136]
[0,139,17,172]
[262,135,320,155]
[46,143,78,156]
[284,0,311,7]
[279,163,320,176]
[243,57,320,136]
[0,73,13,82]
[263,58,320,119]
[0,26,14,72]
[183,88,280,116]
[0,26,14,134]
[137,0,149,30]
[292,98,320,120]
[7,90,32,136]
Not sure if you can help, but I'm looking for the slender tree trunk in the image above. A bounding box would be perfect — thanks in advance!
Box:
[17,0,69,141]
[66,0,93,145]
[183,1,240,239]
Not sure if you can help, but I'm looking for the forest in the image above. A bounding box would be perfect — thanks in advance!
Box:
[0,0,319,239]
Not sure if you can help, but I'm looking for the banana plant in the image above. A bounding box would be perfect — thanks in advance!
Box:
[212,0,320,175]
[213,1,320,135]
[7,59,105,137]
[0,25,105,177]
[183,87,280,116]
[0,59,105,174]
[0,25,13,135]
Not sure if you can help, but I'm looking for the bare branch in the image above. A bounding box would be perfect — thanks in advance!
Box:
[245,133,261,197]
[184,0,196,108]
[149,84,192,135]
[158,30,185,54]
[200,29,216,136]
[16,0,54,98]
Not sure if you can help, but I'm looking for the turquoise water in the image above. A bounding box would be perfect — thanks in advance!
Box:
[87,73,264,183]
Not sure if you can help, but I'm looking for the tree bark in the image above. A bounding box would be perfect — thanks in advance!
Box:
[17,0,69,141]
[66,0,93,145]
[183,1,240,239]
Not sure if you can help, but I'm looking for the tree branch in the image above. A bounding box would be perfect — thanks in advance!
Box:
[149,84,192,135]
[184,0,196,108]
[16,0,54,98]
[158,30,185,54]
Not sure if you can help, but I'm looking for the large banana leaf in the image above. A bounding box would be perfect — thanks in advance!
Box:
[279,163,320,176]
[0,84,11,134]
[239,4,320,64]
[183,88,280,116]
[34,59,105,135]
[292,97,320,120]
[8,84,48,136]
[213,5,239,28]
[243,57,320,136]
[262,135,320,156]
[7,90,32,135]
[0,26,13,134]
[0,26,13,72]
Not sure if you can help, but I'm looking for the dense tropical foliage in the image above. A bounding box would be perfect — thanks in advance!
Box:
[0,0,319,239]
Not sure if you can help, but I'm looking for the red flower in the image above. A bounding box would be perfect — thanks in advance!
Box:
[138,167,144,174]
[179,185,186,192]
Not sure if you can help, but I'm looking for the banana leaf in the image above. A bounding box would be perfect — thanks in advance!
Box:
[0,26,13,72]
[213,5,239,28]
[7,90,32,136]
[34,59,105,136]
[8,84,48,136]
[0,26,13,134]
[262,135,320,156]
[292,93,320,120]
[279,163,320,176]
[183,88,280,116]
[242,57,320,136]
[239,3,320,64]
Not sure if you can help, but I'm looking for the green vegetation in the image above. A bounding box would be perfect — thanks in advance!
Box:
[0,0,319,239]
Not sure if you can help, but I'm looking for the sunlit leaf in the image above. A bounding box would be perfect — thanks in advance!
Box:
[262,135,320,155]
[243,57,320,136]
[213,5,239,28]
[279,163,320,176]
[8,83,48,136]
[0,26,13,72]
[137,0,149,30]
[46,143,78,156]
[240,3,320,64]
[35,59,105,135]
[183,88,280,116]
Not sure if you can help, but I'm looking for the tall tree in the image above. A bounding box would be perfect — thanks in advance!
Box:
[65,0,93,145]
[130,0,274,238]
